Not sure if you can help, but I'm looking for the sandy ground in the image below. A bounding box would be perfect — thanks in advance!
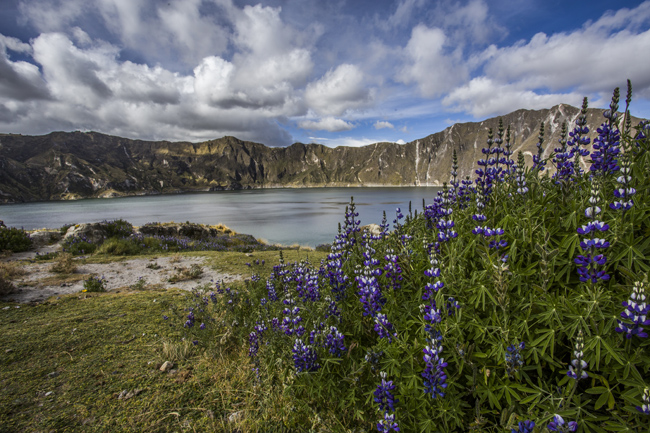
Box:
[2,244,241,304]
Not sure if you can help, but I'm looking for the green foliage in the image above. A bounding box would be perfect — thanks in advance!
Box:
[62,235,97,255]
[95,237,143,256]
[82,276,106,292]
[169,93,650,431]
[0,226,32,252]
[101,219,134,238]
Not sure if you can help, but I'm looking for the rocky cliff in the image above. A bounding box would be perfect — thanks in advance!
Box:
[0,104,642,203]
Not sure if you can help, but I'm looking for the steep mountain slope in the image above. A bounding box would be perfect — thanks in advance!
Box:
[0,104,642,203]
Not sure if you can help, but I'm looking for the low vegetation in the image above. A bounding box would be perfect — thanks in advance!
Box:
[2,84,649,432]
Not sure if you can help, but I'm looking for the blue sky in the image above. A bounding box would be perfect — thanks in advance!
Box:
[1,0,649,147]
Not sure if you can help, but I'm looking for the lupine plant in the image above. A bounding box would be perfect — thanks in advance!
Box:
[165,84,650,432]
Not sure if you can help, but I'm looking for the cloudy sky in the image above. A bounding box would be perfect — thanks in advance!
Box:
[1,0,649,147]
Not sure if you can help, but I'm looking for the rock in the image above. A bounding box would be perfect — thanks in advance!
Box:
[361,223,382,236]
[228,411,243,423]
[64,223,110,244]
[47,371,59,378]
[29,230,62,248]
[117,389,142,400]
[44,391,53,397]
[159,361,173,372]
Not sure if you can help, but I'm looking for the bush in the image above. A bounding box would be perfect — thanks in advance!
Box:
[82,276,106,292]
[166,85,650,432]
[0,227,32,252]
[62,235,97,255]
[101,219,134,238]
[49,252,77,273]
[0,275,15,296]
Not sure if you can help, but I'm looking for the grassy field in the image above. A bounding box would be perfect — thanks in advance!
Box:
[0,249,328,433]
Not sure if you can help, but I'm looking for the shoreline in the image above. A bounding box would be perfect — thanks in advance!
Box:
[0,184,443,205]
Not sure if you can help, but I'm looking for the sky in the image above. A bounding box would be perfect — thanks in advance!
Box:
[1,0,649,147]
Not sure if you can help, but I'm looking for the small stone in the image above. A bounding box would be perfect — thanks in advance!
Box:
[159,361,173,372]
[47,371,59,378]
[168,369,178,375]
[44,391,53,397]
[5,349,13,353]
[2,306,9,310]
[228,411,243,423]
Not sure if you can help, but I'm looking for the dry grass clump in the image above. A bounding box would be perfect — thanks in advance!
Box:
[160,339,195,363]
[0,262,24,296]
[49,252,77,274]
[168,264,203,282]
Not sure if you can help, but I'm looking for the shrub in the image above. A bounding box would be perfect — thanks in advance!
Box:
[101,219,134,238]
[49,252,77,273]
[0,262,24,296]
[62,235,97,255]
[0,227,32,252]
[166,84,650,432]
[82,276,106,292]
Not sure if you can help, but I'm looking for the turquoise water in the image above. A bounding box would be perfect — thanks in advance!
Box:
[0,187,440,247]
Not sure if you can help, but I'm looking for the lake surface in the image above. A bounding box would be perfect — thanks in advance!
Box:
[0,187,440,247]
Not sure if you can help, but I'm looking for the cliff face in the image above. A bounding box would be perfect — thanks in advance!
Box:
[0,104,641,203]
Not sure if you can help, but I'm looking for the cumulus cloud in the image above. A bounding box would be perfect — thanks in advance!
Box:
[305,64,374,116]
[0,35,50,101]
[442,77,584,117]
[298,117,355,132]
[445,1,650,116]
[397,25,468,98]
[374,121,394,129]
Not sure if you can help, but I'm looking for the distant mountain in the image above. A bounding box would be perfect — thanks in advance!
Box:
[0,104,643,203]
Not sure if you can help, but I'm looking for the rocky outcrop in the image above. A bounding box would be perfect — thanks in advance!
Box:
[0,104,644,203]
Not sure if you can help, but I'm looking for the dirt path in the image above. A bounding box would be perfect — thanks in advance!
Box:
[2,243,241,303]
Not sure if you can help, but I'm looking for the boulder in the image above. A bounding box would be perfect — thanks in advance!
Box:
[64,223,111,244]
[29,230,62,248]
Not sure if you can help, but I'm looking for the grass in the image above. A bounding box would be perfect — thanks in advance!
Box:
[0,289,254,432]
[0,240,329,432]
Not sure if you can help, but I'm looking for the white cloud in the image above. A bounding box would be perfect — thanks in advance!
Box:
[305,64,374,116]
[397,25,468,98]
[298,117,355,132]
[442,77,584,117]
[374,121,394,129]
[18,0,87,33]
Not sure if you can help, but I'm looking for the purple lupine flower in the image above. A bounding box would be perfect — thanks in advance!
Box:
[616,281,650,338]
[575,184,610,283]
[324,326,346,357]
[248,331,259,357]
[567,330,588,380]
[567,97,591,176]
[515,152,528,194]
[292,338,320,373]
[512,420,535,433]
[374,313,396,342]
[553,122,575,184]
[637,388,650,415]
[422,333,448,399]
[184,310,195,328]
[383,251,403,291]
[445,297,460,316]
[377,412,400,432]
[610,155,635,211]
[547,414,577,432]
[532,122,546,172]
[591,88,621,175]
[374,371,399,412]
[505,342,525,378]
[365,350,383,372]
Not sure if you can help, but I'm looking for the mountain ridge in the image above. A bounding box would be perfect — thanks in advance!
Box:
[0,103,643,203]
